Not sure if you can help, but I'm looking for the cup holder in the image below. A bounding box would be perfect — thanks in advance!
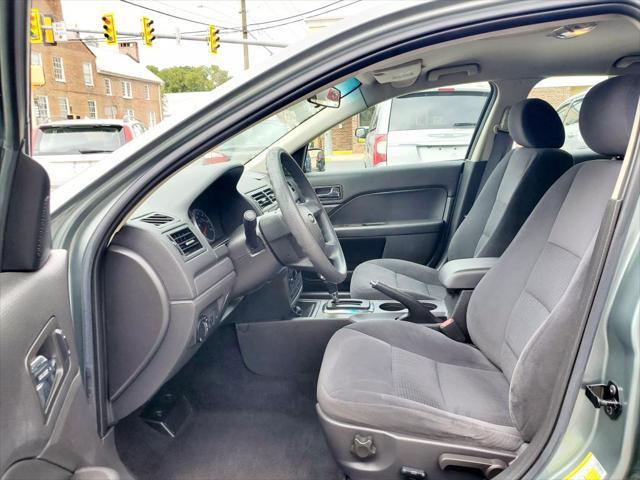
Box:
[379,302,437,312]
[379,302,404,311]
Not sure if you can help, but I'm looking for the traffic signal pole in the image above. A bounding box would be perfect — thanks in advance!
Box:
[61,27,288,48]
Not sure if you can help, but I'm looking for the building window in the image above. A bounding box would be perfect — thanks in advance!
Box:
[122,81,132,99]
[148,110,156,127]
[144,84,151,100]
[87,100,97,119]
[83,63,94,86]
[58,97,70,118]
[53,57,65,82]
[104,78,112,96]
[31,52,42,66]
[105,105,117,119]
[34,96,50,121]
[125,108,135,119]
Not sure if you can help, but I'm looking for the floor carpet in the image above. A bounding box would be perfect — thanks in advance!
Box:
[115,325,342,480]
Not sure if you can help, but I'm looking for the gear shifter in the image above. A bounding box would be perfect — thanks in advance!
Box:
[370,280,440,324]
[325,281,340,306]
[322,281,371,313]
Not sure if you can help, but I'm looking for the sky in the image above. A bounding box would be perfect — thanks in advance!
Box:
[60,0,413,76]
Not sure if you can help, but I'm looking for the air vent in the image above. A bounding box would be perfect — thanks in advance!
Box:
[140,213,174,226]
[168,227,203,257]
[250,187,277,210]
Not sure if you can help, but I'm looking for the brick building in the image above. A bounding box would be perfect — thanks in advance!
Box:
[31,0,163,128]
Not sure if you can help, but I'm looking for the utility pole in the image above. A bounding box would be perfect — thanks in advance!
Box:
[240,0,249,70]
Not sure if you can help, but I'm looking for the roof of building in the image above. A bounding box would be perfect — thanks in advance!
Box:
[87,45,163,84]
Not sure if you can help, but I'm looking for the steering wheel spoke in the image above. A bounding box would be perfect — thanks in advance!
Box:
[300,198,323,217]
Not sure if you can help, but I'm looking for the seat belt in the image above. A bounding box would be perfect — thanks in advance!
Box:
[479,107,513,190]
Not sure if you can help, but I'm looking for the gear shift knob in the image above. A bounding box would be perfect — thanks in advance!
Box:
[325,282,340,305]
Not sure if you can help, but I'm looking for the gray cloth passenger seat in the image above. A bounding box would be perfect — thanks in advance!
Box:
[350,98,574,300]
[317,74,640,480]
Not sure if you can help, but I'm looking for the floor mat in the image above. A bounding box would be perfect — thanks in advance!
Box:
[115,325,342,480]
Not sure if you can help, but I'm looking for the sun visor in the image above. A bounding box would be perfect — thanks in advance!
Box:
[372,60,422,88]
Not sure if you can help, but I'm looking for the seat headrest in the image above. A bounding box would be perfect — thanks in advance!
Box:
[508,98,564,149]
[579,75,640,158]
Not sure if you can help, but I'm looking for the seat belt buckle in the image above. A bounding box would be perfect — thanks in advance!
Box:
[439,318,466,342]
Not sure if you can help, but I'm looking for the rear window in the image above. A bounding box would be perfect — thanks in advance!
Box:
[34,125,125,155]
[389,91,490,132]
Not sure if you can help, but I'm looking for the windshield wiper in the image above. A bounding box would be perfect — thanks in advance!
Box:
[78,149,114,154]
[452,122,476,127]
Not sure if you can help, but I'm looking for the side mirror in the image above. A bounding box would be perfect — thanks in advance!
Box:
[308,87,341,108]
[354,127,369,139]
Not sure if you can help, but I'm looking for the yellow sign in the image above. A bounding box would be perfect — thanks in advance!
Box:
[42,16,55,44]
[564,452,607,480]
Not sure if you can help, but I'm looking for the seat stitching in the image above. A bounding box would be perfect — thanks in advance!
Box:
[547,239,581,259]
[343,328,498,372]
[321,385,522,437]
[434,361,445,408]
[523,288,551,314]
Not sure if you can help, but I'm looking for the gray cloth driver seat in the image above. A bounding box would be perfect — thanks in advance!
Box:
[350,98,574,300]
[318,75,639,477]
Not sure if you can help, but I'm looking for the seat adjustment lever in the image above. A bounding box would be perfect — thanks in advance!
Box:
[439,453,507,479]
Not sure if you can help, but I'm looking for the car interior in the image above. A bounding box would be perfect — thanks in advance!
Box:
[89,13,640,480]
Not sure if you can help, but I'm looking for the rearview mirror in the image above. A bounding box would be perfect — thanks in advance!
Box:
[308,87,341,108]
[354,127,369,139]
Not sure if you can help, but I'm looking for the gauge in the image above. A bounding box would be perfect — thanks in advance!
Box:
[191,208,216,244]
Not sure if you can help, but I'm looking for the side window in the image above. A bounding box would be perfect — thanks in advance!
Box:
[564,101,580,126]
[556,105,569,123]
[529,76,607,155]
[305,82,491,173]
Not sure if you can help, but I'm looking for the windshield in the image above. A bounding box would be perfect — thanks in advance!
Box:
[212,78,361,166]
[216,100,321,164]
[389,91,489,131]
[35,125,125,155]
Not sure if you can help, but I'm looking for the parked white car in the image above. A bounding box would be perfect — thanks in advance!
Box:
[356,83,491,167]
[555,91,593,154]
[33,118,146,188]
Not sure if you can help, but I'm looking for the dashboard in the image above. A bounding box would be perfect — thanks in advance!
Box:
[102,162,291,422]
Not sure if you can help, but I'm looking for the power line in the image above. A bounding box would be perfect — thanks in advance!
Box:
[120,0,360,34]
[240,0,346,28]
[119,0,236,31]
[242,0,363,34]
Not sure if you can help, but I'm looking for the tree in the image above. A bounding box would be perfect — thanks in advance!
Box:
[147,65,231,93]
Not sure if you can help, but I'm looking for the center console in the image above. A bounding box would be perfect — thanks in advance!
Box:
[295,297,448,321]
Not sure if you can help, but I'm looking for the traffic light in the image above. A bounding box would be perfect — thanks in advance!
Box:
[30,8,43,44]
[142,17,155,47]
[102,13,117,45]
[209,25,220,54]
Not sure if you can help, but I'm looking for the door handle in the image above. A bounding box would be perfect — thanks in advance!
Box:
[315,185,342,200]
[30,354,57,410]
[26,320,72,415]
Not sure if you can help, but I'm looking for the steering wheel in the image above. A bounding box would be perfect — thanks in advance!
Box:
[266,147,347,284]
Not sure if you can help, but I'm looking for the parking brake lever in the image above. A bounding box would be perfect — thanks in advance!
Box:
[370,280,440,324]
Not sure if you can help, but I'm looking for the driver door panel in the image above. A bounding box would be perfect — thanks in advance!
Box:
[306,161,463,289]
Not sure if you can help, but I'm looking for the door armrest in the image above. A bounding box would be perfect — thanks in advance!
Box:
[438,257,499,290]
